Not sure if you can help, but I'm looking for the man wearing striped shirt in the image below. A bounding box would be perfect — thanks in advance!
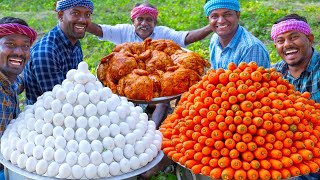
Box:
[204,0,270,69]
[272,14,320,104]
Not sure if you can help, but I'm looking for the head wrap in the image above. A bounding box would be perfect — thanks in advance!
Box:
[131,6,159,21]
[56,0,94,13]
[0,23,37,45]
[271,19,311,42]
[204,0,240,17]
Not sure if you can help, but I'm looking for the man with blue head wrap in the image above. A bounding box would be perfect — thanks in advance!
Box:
[24,0,94,104]
[204,0,270,70]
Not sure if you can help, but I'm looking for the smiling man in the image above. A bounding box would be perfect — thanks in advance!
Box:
[0,16,37,134]
[204,0,270,69]
[23,0,94,105]
[272,14,320,104]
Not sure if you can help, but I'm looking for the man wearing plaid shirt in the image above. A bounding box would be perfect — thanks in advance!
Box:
[24,0,94,105]
[272,14,320,104]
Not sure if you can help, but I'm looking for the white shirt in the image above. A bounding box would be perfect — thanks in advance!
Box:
[98,24,189,47]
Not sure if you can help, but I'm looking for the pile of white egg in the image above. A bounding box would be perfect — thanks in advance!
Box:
[0,62,162,179]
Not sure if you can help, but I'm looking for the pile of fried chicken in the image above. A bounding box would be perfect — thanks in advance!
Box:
[97,38,210,101]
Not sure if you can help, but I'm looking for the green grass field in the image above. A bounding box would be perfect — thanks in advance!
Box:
[1,0,319,72]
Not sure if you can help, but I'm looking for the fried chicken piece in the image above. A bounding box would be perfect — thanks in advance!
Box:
[145,38,182,55]
[117,69,153,101]
[160,67,201,96]
[100,52,138,93]
[148,70,164,98]
[145,50,174,73]
[113,42,146,55]
[171,50,211,75]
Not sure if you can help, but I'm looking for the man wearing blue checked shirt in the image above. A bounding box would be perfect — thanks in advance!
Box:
[272,14,320,104]
[204,0,270,69]
[24,0,94,105]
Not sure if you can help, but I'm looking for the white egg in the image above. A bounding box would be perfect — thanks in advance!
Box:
[62,79,74,91]
[85,164,97,179]
[119,122,130,136]
[91,140,103,153]
[114,134,126,149]
[85,82,95,93]
[125,116,136,130]
[109,124,120,137]
[113,147,124,162]
[120,158,131,173]
[73,105,85,117]
[144,148,154,162]
[78,61,89,71]
[77,92,90,107]
[149,144,158,156]
[154,133,162,142]
[33,145,44,160]
[75,128,87,142]
[86,104,97,117]
[74,72,89,84]
[79,140,91,154]
[99,126,110,139]
[43,110,54,123]
[63,127,75,141]
[51,99,62,113]
[42,123,53,137]
[102,137,114,150]
[136,122,147,134]
[44,136,55,149]
[34,100,44,110]
[16,139,27,153]
[129,156,140,170]
[55,136,67,149]
[78,153,90,167]
[53,126,64,138]
[102,150,113,165]
[58,163,71,178]
[62,103,73,117]
[26,118,36,131]
[123,144,135,159]
[139,153,149,166]
[56,88,67,101]
[109,162,120,176]
[134,141,146,155]
[47,161,59,177]
[95,81,103,90]
[88,90,100,104]
[53,113,65,127]
[76,116,88,128]
[74,84,85,94]
[34,134,46,146]
[72,165,84,179]
[130,111,139,123]
[148,121,156,130]
[87,116,98,128]
[54,148,66,163]
[64,116,76,128]
[66,69,77,81]
[125,133,136,145]
[106,97,119,112]
[67,139,78,152]
[10,150,21,164]
[36,159,48,175]
[133,129,143,141]
[34,107,45,120]
[24,142,35,157]
[26,156,37,172]
[153,140,162,151]
[142,136,153,148]
[134,106,143,114]
[87,127,99,141]
[116,106,127,120]
[17,153,28,169]
[44,97,54,110]
[97,101,108,116]
[98,163,109,178]
[87,73,96,83]
[99,115,110,126]
[9,136,20,150]
[43,147,55,161]
[66,151,78,166]
[90,151,103,165]
[34,120,45,133]
[66,90,78,105]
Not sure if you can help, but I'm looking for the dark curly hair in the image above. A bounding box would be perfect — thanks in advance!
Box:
[0,16,29,26]
[274,14,308,24]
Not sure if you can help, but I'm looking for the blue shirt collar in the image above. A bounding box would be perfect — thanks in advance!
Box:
[56,25,81,48]
[306,49,319,72]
